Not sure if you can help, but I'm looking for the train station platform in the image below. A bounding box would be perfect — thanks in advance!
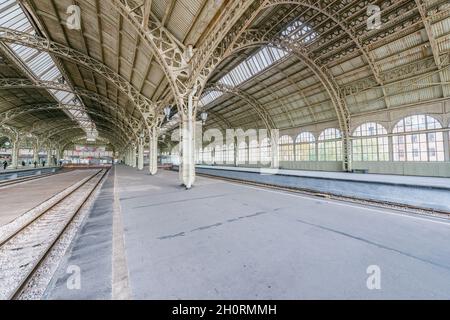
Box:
[195,165,450,212]
[43,165,450,299]
[0,166,60,181]
[0,170,98,227]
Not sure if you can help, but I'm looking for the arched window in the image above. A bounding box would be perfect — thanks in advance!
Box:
[295,132,316,161]
[393,115,444,162]
[279,135,294,161]
[249,139,259,164]
[318,128,342,161]
[352,123,389,161]
[238,141,248,164]
[196,147,202,164]
[260,138,271,164]
[171,144,180,165]
[203,145,212,164]
[214,144,223,164]
[226,143,235,164]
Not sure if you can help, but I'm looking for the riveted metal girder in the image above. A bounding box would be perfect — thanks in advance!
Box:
[0,78,147,135]
[201,27,352,170]
[36,122,129,149]
[0,124,18,140]
[204,82,276,130]
[0,27,157,125]
[58,135,119,151]
[110,0,190,101]
[0,103,138,140]
[189,0,258,89]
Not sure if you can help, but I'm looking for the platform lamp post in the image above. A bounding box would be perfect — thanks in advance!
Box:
[164,106,172,122]
[200,111,208,125]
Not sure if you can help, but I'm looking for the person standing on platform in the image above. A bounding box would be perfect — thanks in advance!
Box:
[34,161,37,168]
[3,160,8,170]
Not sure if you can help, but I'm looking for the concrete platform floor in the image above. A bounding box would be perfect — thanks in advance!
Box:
[0,170,98,227]
[197,165,450,189]
[46,165,450,299]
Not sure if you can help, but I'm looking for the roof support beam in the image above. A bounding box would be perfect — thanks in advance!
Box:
[415,0,446,97]
[204,82,276,130]
[0,103,137,140]
[0,78,146,135]
[0,28,157,124]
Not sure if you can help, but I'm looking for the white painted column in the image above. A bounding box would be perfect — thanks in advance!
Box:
[234,138,238,167]
[179,93,198,189]
[270,130,280,169]
[46,147,52,167]
[345,136,352,172]
[11,139,19,169]
[443,129,449,162]
[138,138,144,171]
[132,145,137,168]
[388,136,394,162]
[148,126,158,175]
[33,144,39,165]
[57,148,64,165]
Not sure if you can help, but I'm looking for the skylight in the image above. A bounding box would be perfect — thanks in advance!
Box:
[0,0,97,139]
[281,20,317,44]
[200,19,317,107]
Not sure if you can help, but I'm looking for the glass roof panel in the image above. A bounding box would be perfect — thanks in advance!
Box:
[200,19,315,107]
[0,0,96,137]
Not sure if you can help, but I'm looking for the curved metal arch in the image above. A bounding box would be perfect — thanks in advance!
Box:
[262,0,390,107]
[0,78,147,134]
[271,64,317,123]
[110,0,189,100]
[25,113,132,148]
[42,124,128,149]
[0,124,18,140]
[33,117,133,147]
[59,134,123,152]
[0,28,157,124]
[58,134,116,148]
[195,1,385,96]
[189,0,259,90]
[0,104,136,138]
[203,28,351,169]
[59,135,92,152]
[202,111,233,131]
[203,83,276,130]
[263,1,384,83]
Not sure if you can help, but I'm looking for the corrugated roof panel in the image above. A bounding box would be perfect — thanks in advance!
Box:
[372,32,424,60]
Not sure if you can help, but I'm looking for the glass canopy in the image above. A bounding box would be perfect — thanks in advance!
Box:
[200,19,317,107]
[0,0,97,139]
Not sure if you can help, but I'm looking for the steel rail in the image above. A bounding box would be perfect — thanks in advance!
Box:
[0,168,109,300]
[0,170,64,188]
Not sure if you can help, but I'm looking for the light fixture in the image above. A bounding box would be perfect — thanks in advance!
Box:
[164,106,172,121]
[200,111,208,125]
[4,141,11,147]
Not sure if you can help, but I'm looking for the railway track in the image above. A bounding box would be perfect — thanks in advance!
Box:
[196,172,450,217]
[0,168,109,300]
[0,170,62,188]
